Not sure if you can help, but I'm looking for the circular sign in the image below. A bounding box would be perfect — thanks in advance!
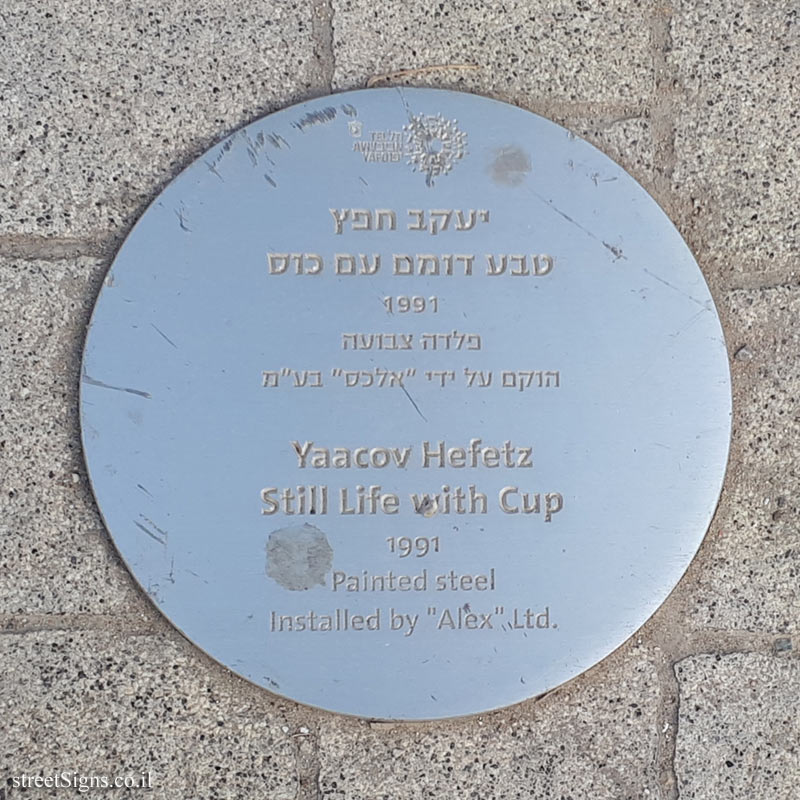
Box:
[81,89,731,719]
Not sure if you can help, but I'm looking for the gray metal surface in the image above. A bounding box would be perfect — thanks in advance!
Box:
[80,88,731,720]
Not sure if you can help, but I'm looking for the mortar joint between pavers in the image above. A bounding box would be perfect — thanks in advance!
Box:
[0,613,164,637]
[0,236,107,261]
[648,3,684,214]
[654,655,680,800]
[311,0,336,92]
[725,273,800,292]
[291,727,323,800]
[652,627,783,667]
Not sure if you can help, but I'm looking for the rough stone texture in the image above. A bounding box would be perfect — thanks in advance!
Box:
[673,286,800,633]
[0,0,327,238]
[2,0,799,797]
[0,630,301,799]
[0,257,139,614]
[319,644,661,800]
[331,0,655,105]
[675,652,800,799]
[671,2,800,285]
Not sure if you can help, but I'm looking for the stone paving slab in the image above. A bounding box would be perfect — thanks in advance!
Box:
[0,629,301,799]
[674,651,800,799]
[0,257,140,614]
[675,285,800,633]
[670,1,800,285]
[318,643,662,800]
[0,0,328,238]
[331,1,655,106]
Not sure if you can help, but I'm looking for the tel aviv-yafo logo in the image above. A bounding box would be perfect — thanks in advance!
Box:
[349,113,467,186]
[404,113,467,186]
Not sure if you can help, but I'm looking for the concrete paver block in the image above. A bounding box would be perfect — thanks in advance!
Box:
[0,629,300,799]
[331,0,655,105]
[0,0,327,237]
[675,651,800,799]
[0,257,139,613]
[680,286,800,632]
[318,645,661,799]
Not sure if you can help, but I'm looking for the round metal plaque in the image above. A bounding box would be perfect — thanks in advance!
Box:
[81,89,731,720]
